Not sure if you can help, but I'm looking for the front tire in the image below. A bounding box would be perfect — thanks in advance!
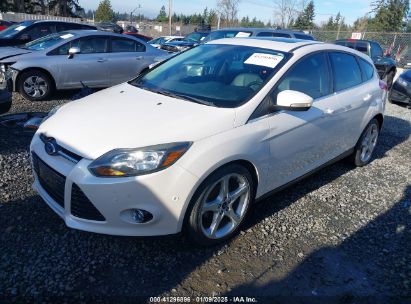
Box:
[185,164,255,246]
[18,70,53,101]
[350,119,380,167]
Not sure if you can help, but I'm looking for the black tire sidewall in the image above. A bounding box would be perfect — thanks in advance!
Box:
[18,70,53,101]
[352,119,380,167]
[0,100,12,115]
[185,164,255,247]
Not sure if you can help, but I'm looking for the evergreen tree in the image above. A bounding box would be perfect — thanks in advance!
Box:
[156,5,168,22]
[293,0,315,29]
[95,0,114,22]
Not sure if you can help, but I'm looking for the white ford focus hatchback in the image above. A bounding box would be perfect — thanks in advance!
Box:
[30,38,386,245]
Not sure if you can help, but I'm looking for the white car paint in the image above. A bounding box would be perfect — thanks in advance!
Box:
[30,38,385,236]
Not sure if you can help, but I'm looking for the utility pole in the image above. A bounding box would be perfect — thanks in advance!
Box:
[169,0,172,35]
[130,4,142,26]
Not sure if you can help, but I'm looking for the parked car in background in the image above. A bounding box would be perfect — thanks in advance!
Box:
[160,31,210,52]
[0,30,167,101]
[389,69,411,106]
[95,22,123,34]
[334,39,396,89]
[148,36,185,48]
[124,32,153,42]
[203,28,315,42]
[396,47,411,69]
[0,20,96,47]
[31,38,385,245]
[0,20,14,31]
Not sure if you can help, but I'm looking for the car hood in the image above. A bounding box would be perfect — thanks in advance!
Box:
[38,83,236,160]
[0,46,31,61]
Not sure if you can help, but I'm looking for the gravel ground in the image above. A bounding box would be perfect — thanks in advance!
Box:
[0,92,410,303]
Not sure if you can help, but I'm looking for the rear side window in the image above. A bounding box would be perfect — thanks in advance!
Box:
[329,52,362,91]
[274,52,331,99]
[22,23,53,40]
[355,42,369,55]
[371,43,383,58]
[294,34,313,40]
[257,32,291,38]
[111,37,146,52]
[359,58,374,81]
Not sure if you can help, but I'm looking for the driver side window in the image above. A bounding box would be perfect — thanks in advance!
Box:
[274,52,331,102]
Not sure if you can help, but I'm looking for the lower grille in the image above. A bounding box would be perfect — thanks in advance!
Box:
[32,153,65,208]
[71,184,105,221]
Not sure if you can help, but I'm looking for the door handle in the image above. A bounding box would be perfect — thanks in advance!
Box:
[363,93,372,102]
[136,56,143,60]
[97,58,107,63]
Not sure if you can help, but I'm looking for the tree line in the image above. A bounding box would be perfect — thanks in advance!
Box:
[1,0,84,17]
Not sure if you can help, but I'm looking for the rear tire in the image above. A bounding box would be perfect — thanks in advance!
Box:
[18,70,54,101]
[350,119,380,167]
[185,164,255,246]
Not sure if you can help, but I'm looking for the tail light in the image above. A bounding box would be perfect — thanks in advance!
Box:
[379,80,388,91]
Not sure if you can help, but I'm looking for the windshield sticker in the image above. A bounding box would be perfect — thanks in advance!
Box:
[60,33,74,39]
[14,26,26,31]
[235,32,251,38]
[244,53,284,68]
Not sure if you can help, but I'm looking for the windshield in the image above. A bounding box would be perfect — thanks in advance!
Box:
[23,32,75,51]
[205,30,252,42]
[184,32,208,42]
[130,44,289,108]
[0,22,29,38]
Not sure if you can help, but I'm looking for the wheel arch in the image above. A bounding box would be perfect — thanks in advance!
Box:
[180,158,260,231]
[373,113,384,130]
[15,67,56,91]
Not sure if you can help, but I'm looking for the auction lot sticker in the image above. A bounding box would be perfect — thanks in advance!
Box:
[245,53,284,68]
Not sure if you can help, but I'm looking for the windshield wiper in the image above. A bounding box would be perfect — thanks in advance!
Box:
[154,90,215,107]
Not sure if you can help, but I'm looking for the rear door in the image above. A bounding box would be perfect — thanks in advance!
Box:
[328,51,373,150]
[108,36,151,85]
[55,35,110,88]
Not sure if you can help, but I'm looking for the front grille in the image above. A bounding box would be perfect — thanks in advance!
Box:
[71,184,105,221]
[32,153,66,208]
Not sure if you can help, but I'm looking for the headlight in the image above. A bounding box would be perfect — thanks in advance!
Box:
[397,77,409,87]
[88,142,192,177]
[0,64,5,73]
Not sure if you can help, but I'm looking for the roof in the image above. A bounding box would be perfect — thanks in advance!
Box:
[22,20,85,25]
[208,37,321,53]
[335,39,377,44]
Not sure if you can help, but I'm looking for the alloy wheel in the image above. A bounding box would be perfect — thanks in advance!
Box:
[360,123,379,163]
[199,173,250,239]
[23,76,48,98]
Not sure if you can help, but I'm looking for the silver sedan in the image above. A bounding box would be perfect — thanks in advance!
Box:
[0,30,168,101]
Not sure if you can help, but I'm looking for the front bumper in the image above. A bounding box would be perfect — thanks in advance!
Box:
[390,82,411,104]
[30,134,199,236]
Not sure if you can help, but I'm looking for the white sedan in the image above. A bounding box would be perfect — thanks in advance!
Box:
[30,38,386,246]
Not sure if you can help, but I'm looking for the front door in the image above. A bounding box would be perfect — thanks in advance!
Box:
[263,52,342,189]
[58,36,110,89]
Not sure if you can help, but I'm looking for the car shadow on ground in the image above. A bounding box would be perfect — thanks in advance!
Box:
[0,115,409,301]
[225,186,411,303]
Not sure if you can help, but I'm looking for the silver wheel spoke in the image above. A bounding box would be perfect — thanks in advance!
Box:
[229,184,248,203]
[202,198,221,213]
[209,212,224,237]
[219,176,230,199]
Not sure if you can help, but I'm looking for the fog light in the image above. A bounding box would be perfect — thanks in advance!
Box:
[121,208,153,224]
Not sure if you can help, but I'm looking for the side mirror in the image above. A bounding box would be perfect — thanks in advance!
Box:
[274,90,313,111]
[68,47,81,59]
